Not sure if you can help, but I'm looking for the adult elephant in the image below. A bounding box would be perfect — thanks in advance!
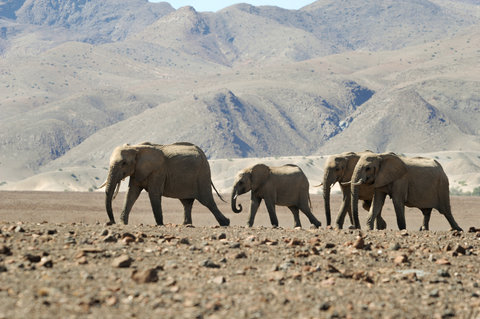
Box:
[231,163,321,228]
[350,152,462,231]
[102,142,230,226]
[323,151,386,229]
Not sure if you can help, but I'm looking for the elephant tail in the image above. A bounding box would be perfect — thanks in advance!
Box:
[211,181,227,203]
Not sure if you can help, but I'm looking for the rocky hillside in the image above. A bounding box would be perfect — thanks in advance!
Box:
[0,0,479,189]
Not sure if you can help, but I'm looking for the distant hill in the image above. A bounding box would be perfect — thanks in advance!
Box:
[0,0,479,191]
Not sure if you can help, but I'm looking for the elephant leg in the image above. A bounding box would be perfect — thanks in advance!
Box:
[120,185,143,225]
[375,215,387,230]
[335,191,350,229]
[367,191,386,230]
[180,198,194,225]
[419,208,432,231]
[247,196,262,227]
[264,200,278,228]
[288,206,301,228]
[437,207,463,231]
[392,197,406,230]
[147,191,163,225]
[197,192,230,226]
[298,203,321,228]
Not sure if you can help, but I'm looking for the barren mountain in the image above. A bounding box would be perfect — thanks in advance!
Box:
[0,0,479,191]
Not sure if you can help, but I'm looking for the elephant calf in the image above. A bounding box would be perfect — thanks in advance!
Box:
[231,163,321,228]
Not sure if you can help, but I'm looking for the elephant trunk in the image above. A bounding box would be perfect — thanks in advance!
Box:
[323,171,335,226]
[351,171,364,229]
[231,187,242,213]
[104,167,120,224]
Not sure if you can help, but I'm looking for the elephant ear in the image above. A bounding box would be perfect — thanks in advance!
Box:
[134,146,165,183]
[374,154,407,188]
[251,164,271,191]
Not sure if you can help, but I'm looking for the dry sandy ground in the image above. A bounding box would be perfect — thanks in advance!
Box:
[0,191,479,318]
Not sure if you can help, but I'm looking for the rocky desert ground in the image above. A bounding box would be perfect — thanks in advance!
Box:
[0,191,479,318]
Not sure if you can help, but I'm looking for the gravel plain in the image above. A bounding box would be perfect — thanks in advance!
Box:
[0,191,479,319]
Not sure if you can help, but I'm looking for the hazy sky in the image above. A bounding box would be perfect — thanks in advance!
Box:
[151,1,314,12]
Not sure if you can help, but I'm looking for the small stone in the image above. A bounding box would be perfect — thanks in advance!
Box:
[429,289,440,298]
[389,242,401,251]
[200,259,220,268]
[132,268,158,283]
[112,255,133,268]
[218,233,227,240]
[47,229,57,235]
[287,238,303,246]
[105,296,118,306]
[452,244,466,255]
[394,254,408,264]
[178,238,190,245]
[319,302,331,311]
[353,236,365,249]
[14,226,25,233]
[103,235,117,243]
[38,257,53,268]
[235,252,247,259]
[0,245,12,255]
[77,256,88,265]
[435,258,451,265]
[211,276,226,284]
[437,269,450,278]
[229,242,241,249]
[325,243,335,249]
[100,229,109,236]
[24,254,42,263]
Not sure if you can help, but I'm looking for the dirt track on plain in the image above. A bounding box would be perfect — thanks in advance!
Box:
[0,192,479,318]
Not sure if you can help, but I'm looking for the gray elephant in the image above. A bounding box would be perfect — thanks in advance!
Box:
[350,152,462,231]
[231,163,321,228]
[102,142,230,226]
[322,151,386,229]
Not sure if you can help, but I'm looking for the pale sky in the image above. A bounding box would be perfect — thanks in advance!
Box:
[150,1,314,12]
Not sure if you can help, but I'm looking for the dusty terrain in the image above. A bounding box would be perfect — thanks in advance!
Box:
[0,191,479,318]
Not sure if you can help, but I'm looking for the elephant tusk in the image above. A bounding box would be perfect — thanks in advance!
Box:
[113,181,121,200]
[99,180,107,189]
[233,193,238,200]
[350,180,364,186]
[313,183,323,187]
[340,181,351,186]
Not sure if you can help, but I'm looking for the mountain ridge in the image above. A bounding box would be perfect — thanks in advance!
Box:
[0,0,479,191]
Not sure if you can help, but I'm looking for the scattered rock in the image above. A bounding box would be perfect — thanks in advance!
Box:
[211,276,226,284]
[353,236,365,249]
[0,245,12,255]
[132,268,158,283]
[38,257,53,268]
[112,255,133,268]
[394,254,408,264]
[435,258,451,265]
[200,259,220,269]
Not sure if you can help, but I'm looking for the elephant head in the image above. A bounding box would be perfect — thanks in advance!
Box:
[351,153,407,228]
[231,164,270,213]
[322,154,352,226]
[104,144,164,224]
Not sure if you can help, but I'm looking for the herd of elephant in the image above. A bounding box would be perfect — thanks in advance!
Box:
[101,142,463,231]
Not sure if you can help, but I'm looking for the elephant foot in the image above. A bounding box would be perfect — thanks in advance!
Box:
[219,218,230,227]
[106,220,115,226]
[419,226,428,231]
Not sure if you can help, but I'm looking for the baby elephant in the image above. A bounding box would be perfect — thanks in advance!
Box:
[231,163,321,228]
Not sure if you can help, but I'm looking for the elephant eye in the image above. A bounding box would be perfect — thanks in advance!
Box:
[121,161,127,166]
[366,167,371,171]
[335,167,340,171]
